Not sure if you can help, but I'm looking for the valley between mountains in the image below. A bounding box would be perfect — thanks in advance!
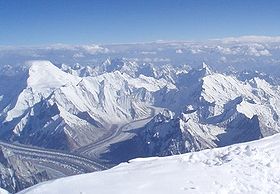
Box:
[1,56,280,193]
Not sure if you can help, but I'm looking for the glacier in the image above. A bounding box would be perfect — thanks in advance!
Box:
[18,133,280,194]
[1,59,280,163]
[1,36,280,193]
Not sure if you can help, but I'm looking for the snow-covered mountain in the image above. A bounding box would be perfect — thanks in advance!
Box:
[1,36,280,76]
[58,58,190,83]
[1,59,280,159]
[1,38,280,193]
[102,62,280,162]
[18,133,280,194]
[143,64,280,154]
[0,60,175,150]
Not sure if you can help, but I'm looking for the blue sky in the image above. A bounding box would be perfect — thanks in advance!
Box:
[0,0,279,45]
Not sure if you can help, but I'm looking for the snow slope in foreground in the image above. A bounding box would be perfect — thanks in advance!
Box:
[0,188,8,194]
[19,134,280,194]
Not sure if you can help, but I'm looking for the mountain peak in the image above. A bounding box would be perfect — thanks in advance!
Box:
[201,62,213,75]
[26,60,78,89]
[27,60,58,70]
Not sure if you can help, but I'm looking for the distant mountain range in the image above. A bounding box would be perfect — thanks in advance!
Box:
[1,59,280,163]
[1,36,280,75]
[2,36,280,193]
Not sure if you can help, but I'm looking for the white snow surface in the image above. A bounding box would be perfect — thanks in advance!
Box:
[5,60,174,126]
[19,133,280,194]
[0,188,8,194]
[0,60,180,150]
[3,60,280,151]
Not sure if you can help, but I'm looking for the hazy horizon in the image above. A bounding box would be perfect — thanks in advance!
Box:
[1,0,280,45]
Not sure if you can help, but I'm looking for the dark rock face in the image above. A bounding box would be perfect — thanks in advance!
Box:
[137,111,185,157]
[101,97,264,166]
[0,147,49,193]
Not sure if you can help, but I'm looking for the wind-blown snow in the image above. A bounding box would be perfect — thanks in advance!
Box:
[19,133,280,194]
